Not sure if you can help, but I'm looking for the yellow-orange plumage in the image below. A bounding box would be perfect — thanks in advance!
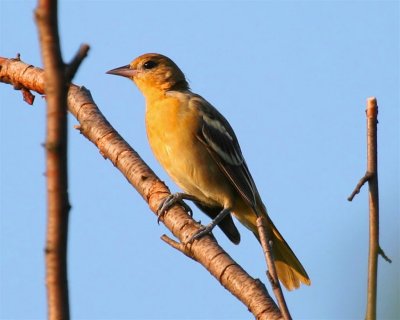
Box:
[107,53,310,290]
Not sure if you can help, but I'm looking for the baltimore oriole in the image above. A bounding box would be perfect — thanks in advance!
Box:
[107,53,310,290]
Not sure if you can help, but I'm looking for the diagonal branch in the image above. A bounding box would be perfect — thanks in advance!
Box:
[65,44,90,82]
[347,171,373,201]
[0,57,283,320]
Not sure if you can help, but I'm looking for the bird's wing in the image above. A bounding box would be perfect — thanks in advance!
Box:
[190,95,259,211]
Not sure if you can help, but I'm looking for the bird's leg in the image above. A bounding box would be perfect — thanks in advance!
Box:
[157,192,197,223]
[186,208,231,243]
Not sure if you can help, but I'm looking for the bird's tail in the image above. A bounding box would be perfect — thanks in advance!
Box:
[260,215,311,290]
[234,200,311,290]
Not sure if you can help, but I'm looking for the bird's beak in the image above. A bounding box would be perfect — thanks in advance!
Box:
[106,65,137,79]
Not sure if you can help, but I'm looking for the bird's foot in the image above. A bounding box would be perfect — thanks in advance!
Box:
[185,222,216,243]
[185,208,231,243]
[157,192,193,223]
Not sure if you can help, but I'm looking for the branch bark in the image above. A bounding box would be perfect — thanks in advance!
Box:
[257,217,291,320]
[348,97,381,320]
[35,0,70,319]
[0,57,283,320]
[364,98,379,320]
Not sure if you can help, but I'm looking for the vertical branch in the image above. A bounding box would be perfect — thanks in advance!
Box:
[365,97,379,320]
[348,97,380,320]
[257,217,290,320]
[35,0,70,319]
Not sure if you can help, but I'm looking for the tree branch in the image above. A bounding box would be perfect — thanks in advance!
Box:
[257,217,291,319]
[347,171,373,201]
[364,97,379,320]
[347,97,390,320]
[0,57,283,320]
[35,0,70,318]
[65,44,90,82]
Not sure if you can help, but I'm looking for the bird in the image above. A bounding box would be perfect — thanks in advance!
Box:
[107,53,310,290]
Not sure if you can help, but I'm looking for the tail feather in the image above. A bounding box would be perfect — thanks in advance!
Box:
[268,218,311,290]
[252,219,310,290]
[236,199,311,290]
[227,196,310,290]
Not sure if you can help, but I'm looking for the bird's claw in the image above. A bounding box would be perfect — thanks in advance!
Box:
[157,194,177,215]
[185,223,215,244]
[157,193,193,224]
[179,201,193,217]
[185,207,229,243]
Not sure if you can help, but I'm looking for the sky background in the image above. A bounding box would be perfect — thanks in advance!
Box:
[1,1,399,319]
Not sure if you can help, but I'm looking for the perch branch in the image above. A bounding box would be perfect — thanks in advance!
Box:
[0,57,283,320]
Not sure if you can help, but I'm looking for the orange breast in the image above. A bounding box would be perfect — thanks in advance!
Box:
[145,95,237,208]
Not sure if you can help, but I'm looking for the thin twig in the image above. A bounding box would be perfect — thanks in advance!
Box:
[378,247,392,263]
[161,234,197,261]
[6,58,36,105]
[65,44,90,82]
[21,87,36,105]
[12,82,36,105]
[347,171,373,201]
[257,217,291,320]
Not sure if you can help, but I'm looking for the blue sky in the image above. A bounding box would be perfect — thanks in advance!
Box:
[1,1,399,319]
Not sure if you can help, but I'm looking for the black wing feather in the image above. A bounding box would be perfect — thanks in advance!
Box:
[191,96,258,212]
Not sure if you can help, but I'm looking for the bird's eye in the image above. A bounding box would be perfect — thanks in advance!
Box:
[143,60,157,69]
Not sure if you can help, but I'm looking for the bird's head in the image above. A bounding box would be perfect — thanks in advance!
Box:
[107,53,189,94]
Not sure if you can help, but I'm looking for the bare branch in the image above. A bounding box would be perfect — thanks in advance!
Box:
[364,97,379,320]
[257,217,291,320]
[349,97,389,320]
[160,234,194,258]
[65,44,90,82]
[0,55,37,105]
[21,87,36,104]
[378,247,392,263]
[0,57,283,320]
[35,0,70,318]
[347,171,373,201]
